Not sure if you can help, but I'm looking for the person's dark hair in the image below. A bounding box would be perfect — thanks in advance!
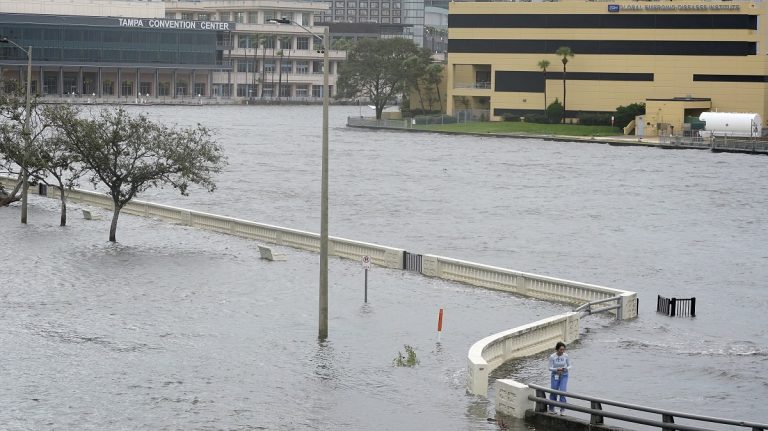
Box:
[555,342,566,351]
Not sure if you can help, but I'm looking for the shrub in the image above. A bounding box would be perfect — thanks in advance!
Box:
[393,345,419,367]
[614,103,646,129]
[546,99,564,124]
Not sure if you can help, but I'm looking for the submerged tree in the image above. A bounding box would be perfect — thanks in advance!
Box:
[335,38,423,119]
[48,107,227,242]
[0,82,46,217]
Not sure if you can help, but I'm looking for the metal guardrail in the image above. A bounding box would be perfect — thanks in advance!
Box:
[660,134,768,153]
[528,383,767,431]
[573,295,623,319]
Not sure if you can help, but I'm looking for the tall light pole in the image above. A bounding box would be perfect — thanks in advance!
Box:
[1,36,32,224]
[268,18,330,339]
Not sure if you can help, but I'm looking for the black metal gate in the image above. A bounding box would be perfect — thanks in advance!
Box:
[657,295,696,317]
[403,251,422,272]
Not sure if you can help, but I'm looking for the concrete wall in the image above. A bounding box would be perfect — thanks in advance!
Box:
[0,178,404,270]
[468,312,580,397]
[1,176,639,405]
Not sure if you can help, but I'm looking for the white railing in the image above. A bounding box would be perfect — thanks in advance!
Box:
[468,313,580,396]
[436,251,639,397]
[1,175,639,401]
[0,177,405,270]
[422,254,636,313]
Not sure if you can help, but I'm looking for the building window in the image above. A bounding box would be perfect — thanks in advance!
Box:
[121,80,133,97]
[280,84,290,97]
[360,9,368,16]
[348,1,357,6]
[312,85,322,97]
[237,84,256,98]
[264,60,276,73]
[281,61,292,73]
[360,2,368,7]
[219,12,232,21]
[296,84,309,97]
[165,12,176,19]
[382,10,390,16]
[249,12,259,23]
[335,1,344,6]
[264,10,276,22]
[158,82,170,96]
[371,2,378,7]
[280,37,293,50]
[262,84,274,97]
[236,12,246,23]
[335,10,344,16]
[393,2,400,7]
[265,36,276,49]
[381,17,390,23]
[181,12,194,20]
[194,83,206,96]
[102,80,114,95]
[296,60,309,74]
[382,2,390,7]
[238,59,256,72]
[198,13,210,21]
[140,81,151,96]
[297,37,309,50]
[312,60,324,73]
[371,9,379,16]
[393,9,400,16]
[393,17,400,23]
[349,9,356,15]
[302,13,311,25]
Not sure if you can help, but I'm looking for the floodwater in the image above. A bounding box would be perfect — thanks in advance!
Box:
[2,104,767,430]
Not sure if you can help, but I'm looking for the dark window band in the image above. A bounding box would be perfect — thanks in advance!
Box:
[693,74,768,82]
[450,39,756,56]
[493,108,608,117]
[449,14,757,30]
[495,70,654,93]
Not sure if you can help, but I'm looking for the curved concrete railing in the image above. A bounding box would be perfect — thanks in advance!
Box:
[2,175,639,404]
[0,177,404,269]
[453,252,638,397]
[468,312,581,397]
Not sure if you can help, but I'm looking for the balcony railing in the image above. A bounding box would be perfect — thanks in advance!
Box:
[454,81,491,89]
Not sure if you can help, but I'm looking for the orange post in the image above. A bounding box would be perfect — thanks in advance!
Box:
[437,308,444,341]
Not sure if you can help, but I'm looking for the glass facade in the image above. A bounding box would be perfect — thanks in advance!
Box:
[0,14,226,67]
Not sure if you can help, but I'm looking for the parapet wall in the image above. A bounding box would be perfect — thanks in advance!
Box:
[2,176,639,404]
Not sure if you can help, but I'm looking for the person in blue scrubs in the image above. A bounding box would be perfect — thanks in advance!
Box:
[548,341,571,415]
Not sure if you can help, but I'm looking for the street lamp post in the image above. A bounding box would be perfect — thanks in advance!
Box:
[269,18,330,340]
[1,36,32,224]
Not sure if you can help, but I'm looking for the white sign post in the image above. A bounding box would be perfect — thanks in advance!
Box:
[362,256,371,302]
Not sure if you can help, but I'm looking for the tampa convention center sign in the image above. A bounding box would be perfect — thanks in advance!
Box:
[608,3,740,12]
[117,18,233,31]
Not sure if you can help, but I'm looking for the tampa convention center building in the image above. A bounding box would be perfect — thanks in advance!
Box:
[0,0,339,101]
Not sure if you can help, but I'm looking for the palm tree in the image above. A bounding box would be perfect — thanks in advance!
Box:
[255,34,267,98]
[278,35,293,100]
[537,59,550,119]
[555,46,574,123]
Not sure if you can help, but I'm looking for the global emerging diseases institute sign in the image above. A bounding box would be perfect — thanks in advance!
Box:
[117,18,233,31]
[608,3,740,12]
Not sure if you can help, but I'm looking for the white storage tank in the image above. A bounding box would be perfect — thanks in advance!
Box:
[698,112,762,137]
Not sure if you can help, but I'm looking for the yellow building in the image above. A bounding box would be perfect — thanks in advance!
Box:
[447,0,768,135]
